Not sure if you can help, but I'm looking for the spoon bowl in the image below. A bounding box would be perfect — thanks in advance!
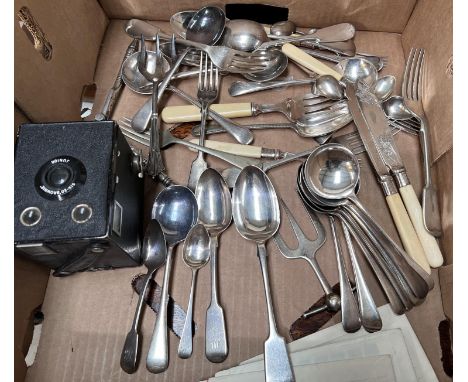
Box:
[382,95,414,120]
[170,10,196,39]
[142,220,168,268]
[196,168,232,234]
[185,6,226,45]
[270,20,297,36]
[221,19,268,52]
[337,58,378,87]
[232,166,280,242]
[373,75,396,102]
[182,223,211,269]
[151,185,198,245]
[242,49,289,82]
[315,75,344,100]
[122,51,170,94]
[303,144,360,201]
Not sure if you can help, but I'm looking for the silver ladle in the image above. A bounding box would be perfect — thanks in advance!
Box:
[146,185,198,373]
[120,220,167,374]
[178,223,211,359]
[195,168,231,363]
[232,166,294,382]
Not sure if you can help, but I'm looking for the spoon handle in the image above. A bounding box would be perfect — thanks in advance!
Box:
[146,246,174,373]
[340,221,382,332]
[328,216,361,332]
[178,269,197,359]
[229,78,316,96]
[205,236,228,363]
[257,243,294,382]
[120,269,155,374]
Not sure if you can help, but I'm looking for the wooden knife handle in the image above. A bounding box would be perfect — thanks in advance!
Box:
[399,184,444,268]
[161,103,252,123]
[281,43,342,80]
[385,193,431,274]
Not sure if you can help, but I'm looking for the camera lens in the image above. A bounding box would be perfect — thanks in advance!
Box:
[35,156,86,201]
[20,207,42,226]
[45,164,72,188]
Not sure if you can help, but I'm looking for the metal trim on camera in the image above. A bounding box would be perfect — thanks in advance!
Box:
[19,206,42,226]
[71,204,93,223]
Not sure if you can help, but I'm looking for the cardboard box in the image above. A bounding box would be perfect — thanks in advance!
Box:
[14,0,452,381]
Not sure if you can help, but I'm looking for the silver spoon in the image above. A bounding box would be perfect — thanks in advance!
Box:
[373,75,396,102]
[303,145,431,301]
[170,10,196,39]
[196,168,231,363]
[120,220,167,374]
[232,166,294,382]
[270,20,298,37]
[221,19,268,51]
[242,49,289,82]
[146,185,198,373]
[382,95,414,120]
[185,6,226,45]
[178,223,210,359]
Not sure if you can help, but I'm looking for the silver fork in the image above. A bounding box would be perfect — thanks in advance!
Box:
[187,53,219,190]
[402,48,442,237]
[274,199,342,312]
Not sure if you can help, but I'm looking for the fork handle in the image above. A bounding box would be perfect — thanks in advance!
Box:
[161,103,252,123]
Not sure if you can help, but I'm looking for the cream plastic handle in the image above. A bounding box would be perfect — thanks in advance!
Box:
[282,43,342,80]
[385,193,431,274]
[161,103,252,123]
[188,139,262,158]
[399,184,443,268]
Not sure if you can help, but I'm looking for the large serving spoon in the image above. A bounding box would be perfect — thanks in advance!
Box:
[232,166,294,382]
[146,185,198,373]
[196,168,231,363]
[185,6,226,45]
[120,220,167,374]
[178,223,211,359]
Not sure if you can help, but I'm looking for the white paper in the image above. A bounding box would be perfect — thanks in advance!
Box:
[209,355,396,382]
[215,305,437,382]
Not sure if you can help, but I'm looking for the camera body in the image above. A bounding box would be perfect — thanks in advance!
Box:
[14,121,143,276]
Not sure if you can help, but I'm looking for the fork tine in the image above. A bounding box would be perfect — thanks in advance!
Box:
[198,52,203,90]
[415,49,425,100]
[209,59,213,90]
[412,48,422,100]
[280,200,309,243]
[402,47,414,99]
[204,52,208,89]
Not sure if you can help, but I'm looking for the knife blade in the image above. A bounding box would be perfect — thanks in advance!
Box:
[345,80,430,273]
[353,82,443,269]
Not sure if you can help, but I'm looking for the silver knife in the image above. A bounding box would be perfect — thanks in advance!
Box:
[351,82,443,269]
[345,80,430,273]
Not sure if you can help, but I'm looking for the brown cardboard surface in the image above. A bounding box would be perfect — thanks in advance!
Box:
[24,20,450,382]
[14,0,108,122]
[434,149,453,265]
[14,106,51,382]
[402,0,453,163]
[439,264,453,322]
[14,256,49,382]
[97,0,416,33]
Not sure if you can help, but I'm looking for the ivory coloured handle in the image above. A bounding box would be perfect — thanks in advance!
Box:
[399,184,443,268]
[188,139,262,158]
[161,103,252,123]
[281,43,342,80]
[385,193,431,274]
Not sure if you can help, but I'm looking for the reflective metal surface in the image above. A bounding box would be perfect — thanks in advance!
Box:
[221,19,268,52]
[336,58,378,87]
[242,49,288,82]
[170,10,196,39]
[178,223,210,359]
[185,6,226,45]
